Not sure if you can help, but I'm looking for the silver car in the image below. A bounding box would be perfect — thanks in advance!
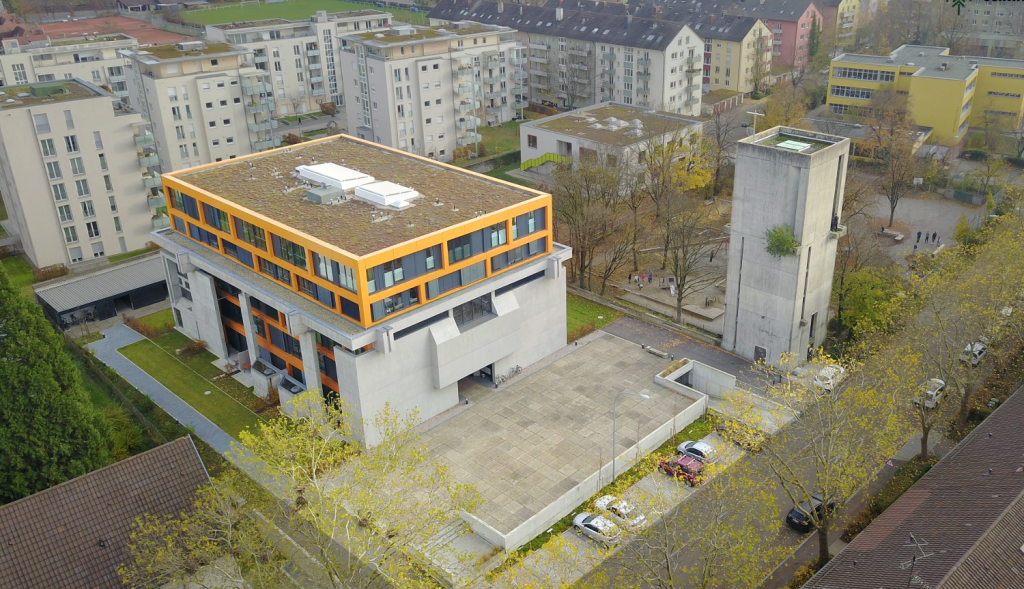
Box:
[594,495,647,531]
[813,364,846,392]
[913,378,946,409]
[572,512,622,546]
[961,342,987,367]
[676,440,716,464]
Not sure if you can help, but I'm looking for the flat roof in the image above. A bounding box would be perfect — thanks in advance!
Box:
[747,127,843,154]
[213,10,388,30]
[173,135,543,257]
[134,41,239,60]
[804,117,933,143]
[834,44,1024,81]
[528,103,700,147]
[34,253,165,313]
[37,15,196,46]
[347,22,500,45]
[0,80,102,110]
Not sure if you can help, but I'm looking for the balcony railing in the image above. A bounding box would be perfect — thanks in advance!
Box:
[529,42,549,50]
[109,74,126,83]
[152,215,170,229]
[530,56,548,64]
[530,69,548,77]
[242,81,273,94]
[306,49,320,56]
[455,100,480,111]
[637,72,651,82]
[569,48,590,57]
[484,90,503,99]
[510,56,527,65]
[486,105,503,114]
[637,57,651,67]
[138,154,159,167]
[143,175,161,189]
[310,75,323,84]
[134,132,155,146]
[254,137,282,150]
[454,83,478,94]
[114,89,129,98]
[245,101,275,114]
[512,70,527,81]
[685,97,698,106]
[308,62,322,70]
[457,133,482,146]
[603,66,616,76]
[601,80,615,91]
[456,116,480,129]
[311,88,325,96]
[248,119,278,132]
[514,100,528,109]
[254,55,269,63]
[455,67,477,77]
[603,52,615,62]
[484,58,500,68]
[483,75,503,84]
[147,193,166,208]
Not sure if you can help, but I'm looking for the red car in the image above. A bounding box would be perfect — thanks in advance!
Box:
[657,455,706,486]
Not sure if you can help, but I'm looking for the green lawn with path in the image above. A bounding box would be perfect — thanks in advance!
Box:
[118,338,265,439]
[134,308,175,333]
[567,293,622,335]
[182,0,429,25]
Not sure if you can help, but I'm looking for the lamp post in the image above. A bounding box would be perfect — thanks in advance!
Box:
[612,390,651,481]
[741,111,765,135]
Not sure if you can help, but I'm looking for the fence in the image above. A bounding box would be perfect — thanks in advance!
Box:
[965,187,1006,229]
[520,152,570,171]
[567,285,722,346]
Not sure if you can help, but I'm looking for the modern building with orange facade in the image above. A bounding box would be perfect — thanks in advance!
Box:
[151,134,571,444]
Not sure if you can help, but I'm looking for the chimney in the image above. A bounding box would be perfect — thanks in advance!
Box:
[627,13,633,26]
[519,4,523,14]
[498,0,504,12]
[556,5,563,20]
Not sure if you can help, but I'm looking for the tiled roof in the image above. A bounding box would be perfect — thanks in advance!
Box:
[535,0,817,23]
[805,384,1024,589]
[691,13,762,42]
[428,0,692,51]
[0,438,210,589]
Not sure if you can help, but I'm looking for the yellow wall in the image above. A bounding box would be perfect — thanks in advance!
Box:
[163,140,553,331]
[969,65,1024,130]
[835,0,860,45]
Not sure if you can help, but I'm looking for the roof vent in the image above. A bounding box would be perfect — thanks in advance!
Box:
[295,163,375,190]
[970,59,979,65]
[355,181,419,208]
[176,40,205,52]
[886,58,894,63]
[906,62,915,66]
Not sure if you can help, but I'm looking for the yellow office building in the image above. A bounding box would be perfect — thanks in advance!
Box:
[827,45,1024,146]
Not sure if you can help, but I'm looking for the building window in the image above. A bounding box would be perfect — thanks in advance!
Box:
[202,203,232,233]
[70,157,85,175]
[222,239,254,268]
[527,134,537,148]
[114,217,122,232]
[57,204,73,223]
[86,221,100,239]
[40,139,56,157]
[81,200,95,218]
[512,208,546,239]
[52,183,68,201]
[448,233,473,264]
[491,236,546,271]
[297,276,336,308]
[258,257,292,285]
[75,179,90,197]
[109,195,117,212]
[370,286,420,321]
[235,218,267,250]
[187,223,218,249]
[452,295,493,326]
[64,135,79,153]
[98,153,108,171]
[831,66,895,82]
[47,161,62,180]
[170,189,201,220]
[830,85,874,100]
[64,226,78,243]
[271,235,307,270]
[312,252,357,292]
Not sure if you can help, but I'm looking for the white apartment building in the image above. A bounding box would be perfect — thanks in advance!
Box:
[0,79,157,268]
[429,0,704,115]
[120,41,279,173]
[0,34,137,96]
[338,22,527,162]
[204,9,393,115]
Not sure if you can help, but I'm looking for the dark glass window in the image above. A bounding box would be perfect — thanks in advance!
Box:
[272,234,307,270]
[268,324,302,359]
[222,239,254,268]
[249,296,280,320]
[202,202,231,233]
[297,276,336,309]
[491,237,546,271]
[252,314,266,337]
[218,298,244,324]
[370,286,420,321]
[340,296,360,322]
[512,208,545,239]
[258,257,292,285]
[188,223,219,249]
[312,252,357,292]
[448,233,473,264]
[318,352,338,382]
[452,295,492,326]
[234,217,267,250]
[170,190,200,220]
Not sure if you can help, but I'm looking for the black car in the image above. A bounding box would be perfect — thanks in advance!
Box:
[785,493,836,533]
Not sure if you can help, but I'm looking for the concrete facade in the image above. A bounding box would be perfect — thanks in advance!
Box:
[0,34,137,93]
[722,127,850,366]
[338,22,526,162]
[0,80,159,268]
[204,10,393,114]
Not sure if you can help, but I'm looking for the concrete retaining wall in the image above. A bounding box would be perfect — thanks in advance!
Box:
[566,286,722,346]
[462,397,707,551]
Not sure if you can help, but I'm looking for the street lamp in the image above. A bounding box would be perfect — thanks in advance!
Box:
[741,111,765,135]
[611,390,651,480]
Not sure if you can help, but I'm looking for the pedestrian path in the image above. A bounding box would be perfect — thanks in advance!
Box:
[87,324,283,495]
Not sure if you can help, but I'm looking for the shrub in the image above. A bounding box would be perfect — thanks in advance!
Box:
[178,339,207,359]
[1004,155,1024,168]
[123,314,160,338]
[32,263,69,282]
[567,319,597,343]
[961,148,989,161]
[319,101,337,116]
[765,224,801,258]
[840,511,874,542]
[282,133,303,145]
[788,562,822,588]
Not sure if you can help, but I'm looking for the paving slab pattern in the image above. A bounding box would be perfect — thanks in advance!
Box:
[422,332,695,534]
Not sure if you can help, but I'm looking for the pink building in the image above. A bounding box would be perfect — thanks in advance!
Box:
[726,0,823,67]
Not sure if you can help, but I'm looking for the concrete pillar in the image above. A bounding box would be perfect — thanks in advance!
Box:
[237,291,259,362]
[299,330,321,395]
[188,270,229,359]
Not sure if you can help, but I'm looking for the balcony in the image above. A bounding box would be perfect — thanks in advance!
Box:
[773,27,783,33]
[484,58,500,68]
[569,48,590,57]
[454,83,478,94]
[254,55,269,63]
[529,42,549,50]
[603,66,616,76]
[245,101,275,114]
[143,175,161,189]
[310,75,323,84]
[109,74,126,83]
[456,116,480,129]
[138,153,159,167]
[530,69,548,77]
[637,57,651,67]
[685,97,698,106]
[484,90,503,99]
[773,38,783,45]
[311,87,325,96]
[486,105,505,115]
[134,132,155,146]
[603,52,615,62]
[114,89,129,98]
[457,133,482,146]
[455,100,480,112]
[530,55,548,64]
[601,80,615,91]
[455,67,477,78]
[637,72,651,82]
[248,119,278,132]
[254,136,282,150]
[511,70,527,81]
[514,100,528,109]
[306,49,320,56]
[242,81,273,94]
[308,62,322,70]
[152,214,170,229]
[483,75,503,84]
[147,193,166,208]
[510,56,526,65]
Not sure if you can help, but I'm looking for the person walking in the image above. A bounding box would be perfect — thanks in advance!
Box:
[628,272,632,283]
[932,232,937,242]
[648,271,653,284]
[936,236,941,246]
[913,244,918,253]
[638,282,644,292]
[917,231,922,243]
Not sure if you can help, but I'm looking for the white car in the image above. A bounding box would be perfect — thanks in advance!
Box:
[676,440,716,464]
[913,378,946,409]
[573,512,622,546]
[961,342,987,367]
[594,495,647,531]
[813,365,846,392]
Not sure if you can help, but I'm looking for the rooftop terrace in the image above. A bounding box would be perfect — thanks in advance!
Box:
[529,103,700,147]
[173,135,543,257]
[0,81,100,110]
[348,22,500,44]
[129,42,238,61]
[214,10,387,30]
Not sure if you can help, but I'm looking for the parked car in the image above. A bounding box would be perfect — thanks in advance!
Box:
[913,378,946,409]
[961,341,987,367]
[540,99,557,107]
[785,493,836,533]
[572,512,621,546]
[409,6,419,11]
[657,454,706,486]
[813,364,846,392]
[594,495,647,531]
[676,440,716,464]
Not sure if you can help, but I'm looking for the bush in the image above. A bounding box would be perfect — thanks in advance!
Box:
[319,101,337,116]
[567,319,597,343]
[1004,155,1024,168]
[33,264,69,282]
[765,224,801,258]
[869,457,935,514]
[123,314,160,338]
[788,562,822,588]
[840,511,874,542]
[178,339,207,360]
[961,148,989,161]
[282,133,303,145]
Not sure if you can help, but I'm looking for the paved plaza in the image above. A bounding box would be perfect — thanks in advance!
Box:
[421,332,697,534]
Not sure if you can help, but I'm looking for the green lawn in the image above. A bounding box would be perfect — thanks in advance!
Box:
[0,195,8,221]
[182,0,429,26]
[108,247,153,263]
[119,338,265,439]
[484,162,530,187]
[135,308,175,333]
[1,256,35,299]
[566,293,622,337]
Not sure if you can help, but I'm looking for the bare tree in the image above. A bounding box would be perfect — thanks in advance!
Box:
[866,88,918,226]
[552,157,621,289]
[932,5,971,54]
[288,92,305,120]
[705,108,739,197]
[746,29,772,96]
[549,41,594,110]
[664,192,722,323]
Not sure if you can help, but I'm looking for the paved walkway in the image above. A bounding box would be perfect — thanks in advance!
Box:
[87,325,278,493]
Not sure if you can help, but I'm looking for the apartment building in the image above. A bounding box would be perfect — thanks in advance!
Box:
[0,80,157,268]
[827,45,1024,145]
[204,9,392,115]
[723,0,823,68]
[962,1,1024,58]
[815,0,861,46]
[337,22,527,162]
[120,41,280,173]
[695,14,772,94]
[429,0,704,115]
[0,34,137,94]
[519,102,702,171]
[151,134,570,444]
